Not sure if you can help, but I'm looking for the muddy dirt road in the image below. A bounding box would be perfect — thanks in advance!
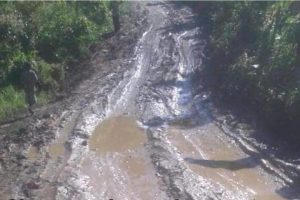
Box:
[1,2,299,200]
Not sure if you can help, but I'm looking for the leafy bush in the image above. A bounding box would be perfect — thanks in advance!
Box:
[0,1,117,120]
[35,2,111,62]
[201,2,300,132]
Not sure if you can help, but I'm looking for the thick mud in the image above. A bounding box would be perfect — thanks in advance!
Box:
[1,2,299,200]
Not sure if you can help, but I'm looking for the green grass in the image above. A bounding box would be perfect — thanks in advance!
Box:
[0,86,51,120]
[36,90,50,106]
[0,86,26,120]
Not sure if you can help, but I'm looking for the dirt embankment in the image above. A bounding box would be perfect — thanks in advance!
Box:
[0,3,148,199]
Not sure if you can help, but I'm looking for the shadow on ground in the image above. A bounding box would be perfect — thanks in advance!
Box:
[185,156,259,171]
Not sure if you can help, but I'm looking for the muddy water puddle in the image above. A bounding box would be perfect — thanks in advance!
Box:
[48,142,66,161]
[79,116,166,199]
[89,116,146,154]
[27,145,39,161]
[167,124,287,200]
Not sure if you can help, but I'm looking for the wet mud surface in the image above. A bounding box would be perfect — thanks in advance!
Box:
[89,116,146,154]
[79,116,166,200]
[168,125,286,200]
[1,1,299,200]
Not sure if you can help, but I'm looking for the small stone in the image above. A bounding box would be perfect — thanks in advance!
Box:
[16,154,26,160]
[42,113,51,119]
[26,181,39,190]
[81,141,87,146]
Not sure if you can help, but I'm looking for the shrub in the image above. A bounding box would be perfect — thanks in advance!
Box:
[202,1,300,132]
[0,1,115,120]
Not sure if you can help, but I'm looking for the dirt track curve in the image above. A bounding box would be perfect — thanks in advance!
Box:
[1,2,299,200]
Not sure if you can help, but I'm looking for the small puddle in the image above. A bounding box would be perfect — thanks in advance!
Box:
[48,142,65,160]
[167,125,287,200]
[27,145,39,161]
[89,116,146,154]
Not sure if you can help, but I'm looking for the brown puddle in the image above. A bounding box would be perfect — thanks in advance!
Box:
[81,116,166,199]
[48,142,65,160]
[167,124,287,200]
[89,116,146,154]
[121,155,146,177]
[27,145,39,161]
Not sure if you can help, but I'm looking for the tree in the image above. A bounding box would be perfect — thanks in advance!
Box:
[111,1,120,33]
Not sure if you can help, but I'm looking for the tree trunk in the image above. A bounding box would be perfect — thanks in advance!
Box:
[111,2,120,33]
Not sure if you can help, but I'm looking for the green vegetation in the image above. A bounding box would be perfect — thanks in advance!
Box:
[0,1,120,120]
[0,86,25,119]
[200,2,300,132]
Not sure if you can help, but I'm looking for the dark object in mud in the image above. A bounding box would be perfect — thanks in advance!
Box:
[21,180,40,197]
[144,116,164,127]
[25,181,39,190]
[9,199,25,200]
[81,140,88,146]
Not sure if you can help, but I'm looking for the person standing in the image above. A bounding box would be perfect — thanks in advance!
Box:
[21,62,38,115]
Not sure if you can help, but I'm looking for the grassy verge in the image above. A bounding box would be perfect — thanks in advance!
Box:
[0,86,51,120]
[0,86,26,119]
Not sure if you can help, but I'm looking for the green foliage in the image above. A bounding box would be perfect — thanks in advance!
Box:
[203,2,300,130]
[0,85,26,119]
[0,1,120,120]
[119,2,130,17]
[35,1,111,62]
